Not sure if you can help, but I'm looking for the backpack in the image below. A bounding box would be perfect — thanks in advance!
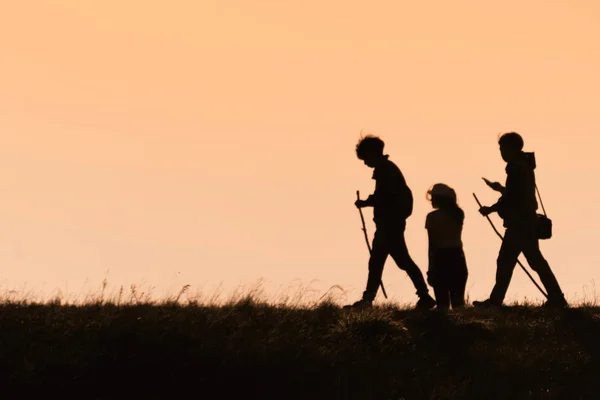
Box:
[527,152,552,240]
[536,185,552,240]
[401,185,414,219]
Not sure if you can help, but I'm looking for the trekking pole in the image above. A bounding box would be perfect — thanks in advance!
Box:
[357,191,388,299]
[472,193,549,299]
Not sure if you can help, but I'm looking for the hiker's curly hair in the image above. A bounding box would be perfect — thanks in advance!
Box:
[355,134,385,160]
[498,132,524,151]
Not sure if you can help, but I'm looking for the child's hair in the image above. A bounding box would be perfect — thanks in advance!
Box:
[427,184,465,227]
[355,135,384,160]
[498,132,524,151]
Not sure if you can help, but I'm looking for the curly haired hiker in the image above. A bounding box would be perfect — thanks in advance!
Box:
[425,184,468,312]
[344,135,436,310]
[474,132,568,308]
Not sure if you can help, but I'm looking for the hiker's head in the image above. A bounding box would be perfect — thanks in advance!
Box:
[356,135,386,168]
[427,183,457,209]
[498,132,524,162]
[427,183,465,226]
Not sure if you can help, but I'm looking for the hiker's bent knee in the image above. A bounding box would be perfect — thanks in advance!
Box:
[368,255,386,272]
[498,246,520,266]
[394,256,417,271]
[526,252,548,272]
[497,255,513,268]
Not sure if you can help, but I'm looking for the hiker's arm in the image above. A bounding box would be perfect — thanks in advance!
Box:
[356,184,380,208]
[482,203,500,214]
[493,164,518,212]
[486,178,515,215]
[480,202,501,216]
[483,178,505,194]
[427,231,435,269]
[375,168,405,205]
[426,221,436,286]
[361,166,404,208]
[362,169,393,207]
[363,194,376,207]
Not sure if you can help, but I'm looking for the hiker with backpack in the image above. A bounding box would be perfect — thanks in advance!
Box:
[345,135,436,310]
[473,132,568,308]
[425,184,468,311]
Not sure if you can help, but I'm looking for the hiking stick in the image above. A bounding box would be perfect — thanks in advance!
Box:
[357,191,388,299]
[473,193,549,299]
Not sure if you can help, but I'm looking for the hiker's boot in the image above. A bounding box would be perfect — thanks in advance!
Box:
[472,299,502,309]
[416,294,436,310]
[543,296,568,309]
[343,298,373,310]
[435,306,450,314]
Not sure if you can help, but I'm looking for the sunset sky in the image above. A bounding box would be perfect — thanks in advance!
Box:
[1,1,599,304]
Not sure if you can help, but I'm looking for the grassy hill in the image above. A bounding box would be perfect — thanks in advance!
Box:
[1,297,599,399]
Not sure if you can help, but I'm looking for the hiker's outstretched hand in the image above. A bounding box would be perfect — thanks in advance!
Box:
[483,178,505,193]
[479,206,494,217]
[355,199,368,208]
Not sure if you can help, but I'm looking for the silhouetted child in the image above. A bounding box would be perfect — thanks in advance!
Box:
[425,184,468,311]
[345,135,436,310]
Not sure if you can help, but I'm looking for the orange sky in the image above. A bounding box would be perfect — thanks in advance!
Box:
[1,1,599,304]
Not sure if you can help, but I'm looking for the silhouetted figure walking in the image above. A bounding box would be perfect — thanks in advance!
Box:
[473,132,567,308]
[345,135,435,310]
[426,184,468,312]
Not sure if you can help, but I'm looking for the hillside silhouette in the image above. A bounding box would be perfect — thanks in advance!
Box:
[1,296,600,399]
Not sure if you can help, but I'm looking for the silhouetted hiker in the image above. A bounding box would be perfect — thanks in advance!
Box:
[344,135,436,310]
[426,184,468,312]
[473,132,568,308]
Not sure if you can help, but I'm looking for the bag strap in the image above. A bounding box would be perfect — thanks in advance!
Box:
[535,183,548,217]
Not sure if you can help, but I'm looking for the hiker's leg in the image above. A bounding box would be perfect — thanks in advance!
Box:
[490,228,522,304]
[522,237,565,301]
[363,229,389,301]
[450,250,468,309]
[450,273,467,309]
[433,284,450,311]
[430,249,450,310]
[388,226,429,297]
